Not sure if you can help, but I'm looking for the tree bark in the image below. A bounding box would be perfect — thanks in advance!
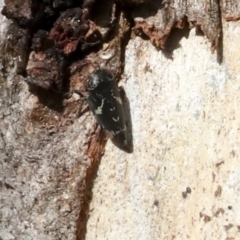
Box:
[1,1,240,240]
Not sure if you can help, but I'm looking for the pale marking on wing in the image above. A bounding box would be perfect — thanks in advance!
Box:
[111,91,122,105]
[95,98,105,115]
[115,96,122,104]
[111,130,121,136]
[112,116,119,122]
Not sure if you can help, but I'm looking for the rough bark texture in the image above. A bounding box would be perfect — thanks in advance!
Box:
[222,0,240,20]
[1,0,240,240]
[133,0,221,52]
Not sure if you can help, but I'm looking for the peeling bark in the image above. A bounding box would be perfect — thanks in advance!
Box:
[1,0,240,240]
[133,0,221,51]
[221,0,240,21]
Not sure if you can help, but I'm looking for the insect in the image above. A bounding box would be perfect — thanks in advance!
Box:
[87,68,132,153]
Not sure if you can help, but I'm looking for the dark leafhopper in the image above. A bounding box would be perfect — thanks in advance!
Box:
[87,68,132,153]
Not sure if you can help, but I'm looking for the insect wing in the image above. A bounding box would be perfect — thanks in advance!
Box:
[87,69,132,153]
[87,81,125,133]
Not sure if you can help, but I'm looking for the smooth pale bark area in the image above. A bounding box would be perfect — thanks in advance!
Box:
[86,21,240,240]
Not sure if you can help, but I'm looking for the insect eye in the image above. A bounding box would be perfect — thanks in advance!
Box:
[87,75,98,89]
[88,76,113,92]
